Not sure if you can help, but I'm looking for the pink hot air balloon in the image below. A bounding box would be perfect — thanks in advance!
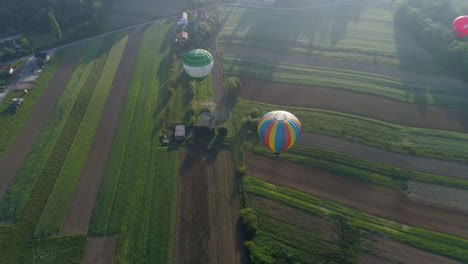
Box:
[453,16,468,39]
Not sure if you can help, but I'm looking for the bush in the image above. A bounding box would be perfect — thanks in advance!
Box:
[240,208,258,236]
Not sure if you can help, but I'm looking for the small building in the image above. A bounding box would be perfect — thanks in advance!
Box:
[177,12,188,29]
[0,65,13,74]
[0,32,22,45]
[175,125,186,141]
[175,31,188,46]
[35,52,50,67]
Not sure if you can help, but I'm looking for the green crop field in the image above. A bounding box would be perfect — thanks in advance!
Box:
[222,55,468,109]
[243,177,468,263]
[89,21,179,263]
[230,100,468,163]
[34,34,128,237]
[0,39,104,221]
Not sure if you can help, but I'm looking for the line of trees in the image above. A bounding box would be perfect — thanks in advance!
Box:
[394,0,468,79]
[0,0,113,41]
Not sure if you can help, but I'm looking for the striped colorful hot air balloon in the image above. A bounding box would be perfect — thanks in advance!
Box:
[257,110,302,159]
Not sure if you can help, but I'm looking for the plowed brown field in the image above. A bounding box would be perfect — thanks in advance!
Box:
[241,78,468,132]
[0,46,84,199]
[245,152,468,239]
[172,149,246,264]
[359,234,462,264]
[299,133,468,180]
[60,28,143,234]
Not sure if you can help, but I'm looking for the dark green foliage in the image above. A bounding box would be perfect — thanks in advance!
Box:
[0,0,112,41]
[335,215,360,264]
[394,0,468,79]
[244,241,274,264]
[240,208,258,237]
[224,76,242,106]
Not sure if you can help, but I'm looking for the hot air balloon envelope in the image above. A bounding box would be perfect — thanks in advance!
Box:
[453,16,468,39]
[183,49,214,80]
[257,110,302,158]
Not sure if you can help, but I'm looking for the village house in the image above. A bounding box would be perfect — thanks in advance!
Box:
[177,12,188,30]
[175,31,188,46]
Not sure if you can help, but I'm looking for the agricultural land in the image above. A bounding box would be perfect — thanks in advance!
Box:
[0,0,467,263]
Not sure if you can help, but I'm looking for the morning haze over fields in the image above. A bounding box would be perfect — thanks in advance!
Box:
[0,0,468,263]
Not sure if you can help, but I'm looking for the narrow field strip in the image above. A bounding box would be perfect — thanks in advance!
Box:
[233,100,468,163]
[222,50,467,100]
[244,152,468,241]
[243,177,468,263]
[0,42,98,221]
[240,78,468,132]
[81,236,118,264]
[35,34,128,236]
[359,234,462,264]
[299,133,468,182]
[86,21,178,264]
[113,23,174,263]
[60,28,143,235]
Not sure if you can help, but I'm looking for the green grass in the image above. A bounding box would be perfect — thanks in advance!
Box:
[0,39,104,221]
[195,75,213,102]
[0,53,62,158]
[222,55,468,109]
[34,34,128,236]
[232,100,468,163]
[89,21,179,264]
[243,177,468,263]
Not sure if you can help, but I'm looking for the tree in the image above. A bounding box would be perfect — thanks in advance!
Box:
[240,208,258,237]
[48,11,62,41]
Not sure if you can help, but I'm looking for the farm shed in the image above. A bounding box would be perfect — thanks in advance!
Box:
[175,125,186,141]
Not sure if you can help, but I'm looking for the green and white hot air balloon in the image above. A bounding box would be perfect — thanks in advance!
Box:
[183,49,214,81]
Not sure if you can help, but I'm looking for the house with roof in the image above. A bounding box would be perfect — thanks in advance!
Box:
[177,12,188,30]
[175,31,188,46]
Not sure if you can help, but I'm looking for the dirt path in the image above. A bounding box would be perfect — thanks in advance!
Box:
[60,28,143,235]
[299,133,468,180]
[172,149,246,264]
[0,46,83,199]
[241,79,468,132]
[81,236,118,264]
[224,46,467,90]
[245,152,468,240]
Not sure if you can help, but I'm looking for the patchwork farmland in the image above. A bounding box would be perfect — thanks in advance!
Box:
[0,0,467,263]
